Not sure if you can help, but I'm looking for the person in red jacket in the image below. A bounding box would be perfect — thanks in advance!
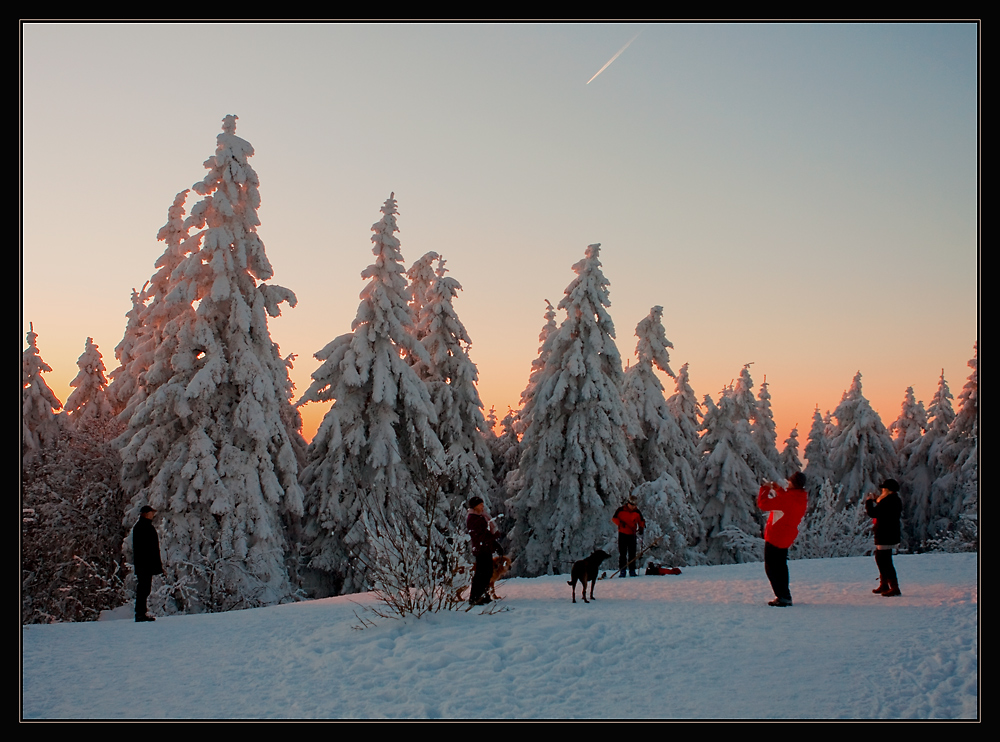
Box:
[612,495,646,577]
[757,472,808,607]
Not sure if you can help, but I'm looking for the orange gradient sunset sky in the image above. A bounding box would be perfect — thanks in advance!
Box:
[22,23,978,448]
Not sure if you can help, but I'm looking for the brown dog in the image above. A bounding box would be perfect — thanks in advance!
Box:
[568,550,611,603]
[456,555,512,602]
[489,555,512,599]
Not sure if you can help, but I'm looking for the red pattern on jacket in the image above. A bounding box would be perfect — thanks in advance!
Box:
[757,484,807,549]
[612,506,646,535]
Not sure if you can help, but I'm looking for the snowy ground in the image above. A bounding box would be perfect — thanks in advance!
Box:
[21,552,978,720]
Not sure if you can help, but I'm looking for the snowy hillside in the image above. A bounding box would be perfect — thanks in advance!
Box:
[21,553,977,720]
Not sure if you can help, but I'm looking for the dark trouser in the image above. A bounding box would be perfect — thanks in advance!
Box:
[470,550,493,602]
[619,533,637,574]
[764,542,791,601]
[874,548,898,587]
[135,572,153,618]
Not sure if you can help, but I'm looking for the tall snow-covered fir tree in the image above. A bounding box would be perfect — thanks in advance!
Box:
[108,189,197,422]
[621,306,702,561]
[64,338,115,426]
[666,361,703,481]
[932,343,978,550]
[943,343,977,477]
[695,375,773,564]
[23,337,128,622]
[407,254,493,508]
[107,285,149,416]
[778,426,803,480]
[487,406,522,532]
[730,364,782,485]
[406,250,440,335]
[501,299,558,525]
[890,386,927,458]
[118,115,304,614]
[297,194,446,596]
[803,406,833,497]
[506,244,637,577]
[513,299,559,438]
[22,324,63,461]
[903,372,955,545]
[827,372,897,508]
[752,375,782,474]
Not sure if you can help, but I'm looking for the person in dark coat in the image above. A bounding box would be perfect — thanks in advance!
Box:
[865,479,903,597]
[132,505,164,622]
[466,497,503,606]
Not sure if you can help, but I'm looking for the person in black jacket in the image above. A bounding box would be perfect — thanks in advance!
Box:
[865,479,903,597]
[466,497,503,606]
[132,506,164,621]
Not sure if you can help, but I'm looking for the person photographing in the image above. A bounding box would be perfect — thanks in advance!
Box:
[757,472,808,607]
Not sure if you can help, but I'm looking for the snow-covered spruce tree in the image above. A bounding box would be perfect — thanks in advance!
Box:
[488,407,522,536]
[107,285,148,416]
[108,190,196,422]
[696,385,769,564]
[297,194,446,597]
[22,324,63,462]
[118,115,304,614]
[631,475,705,567]
[64,338,115,426]
[501,300,558,535]
[407,254,493,509]
[666,361,703,481]
[890,386,927,458]
[622,305,678,483]
[513,299,559,438]
[752,375,782,474]
[506,244,637,577]
[406,250,440,335]
[803,406,832,502]
[621,306,703,563]
[779,426,803,481]
[903,371,956,546]
[731,365,781,484]
[929,343,978,551]
[944,343,978,473]
[827,372,897,508]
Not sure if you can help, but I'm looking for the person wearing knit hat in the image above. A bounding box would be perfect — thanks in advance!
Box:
[132,505,163,622]
[865,479,903,597]
[611,495,646,577]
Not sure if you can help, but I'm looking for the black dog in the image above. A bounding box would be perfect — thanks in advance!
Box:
[568,550,611,603]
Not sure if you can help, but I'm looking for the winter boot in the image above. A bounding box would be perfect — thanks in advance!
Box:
[881,581,901,597]
[619,569,627,578]
[872,581,889,594]
[768,598,793,607]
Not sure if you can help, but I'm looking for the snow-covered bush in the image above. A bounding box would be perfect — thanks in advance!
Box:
[792,479,871,560]
[353,474,472,622]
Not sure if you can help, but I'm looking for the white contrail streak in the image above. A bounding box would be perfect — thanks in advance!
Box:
[586,31,642,85]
